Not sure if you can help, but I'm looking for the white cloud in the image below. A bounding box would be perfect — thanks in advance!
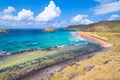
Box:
[0,14,17,20]
[3,6,15,14]
[0,6,17,20]
[95,0,117,4]
[80,19,94,24]
[71,14,93,24]
[71,14,87,23]
[0,8,34,21]
[94,0,120,15]
[0,1,62,28]
[108,14,120,20]
[35,1,61,21]
[52,20,67,27]
[17,9,34,21]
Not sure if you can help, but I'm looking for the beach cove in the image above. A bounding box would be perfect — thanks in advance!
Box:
[21,32,112,80]
[0,29,87,56]
[0,30,112,80]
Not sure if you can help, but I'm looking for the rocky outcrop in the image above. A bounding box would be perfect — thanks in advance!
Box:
[44,27,55,32]
[0,28,10,33]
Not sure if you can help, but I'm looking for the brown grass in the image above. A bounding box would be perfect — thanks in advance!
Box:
[52,32,120,80]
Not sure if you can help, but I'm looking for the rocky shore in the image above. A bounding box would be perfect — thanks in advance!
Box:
[0,31,113,80]
[18,32,112,80]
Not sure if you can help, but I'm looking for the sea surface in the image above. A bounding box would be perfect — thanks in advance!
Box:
[0,29,88,55]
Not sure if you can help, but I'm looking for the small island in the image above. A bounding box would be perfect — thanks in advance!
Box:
[44,27,55,32]
[0,28,10,33]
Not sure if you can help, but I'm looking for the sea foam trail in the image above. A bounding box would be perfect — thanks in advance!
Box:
[70,32,85,41]
[0,51,11,56]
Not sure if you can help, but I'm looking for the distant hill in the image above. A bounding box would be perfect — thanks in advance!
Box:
[65,20,120,32]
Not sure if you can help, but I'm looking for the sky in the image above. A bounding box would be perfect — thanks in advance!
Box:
[0,0,120,29]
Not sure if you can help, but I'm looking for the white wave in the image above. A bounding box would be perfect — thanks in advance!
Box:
[0,51,11,56]
[70,32,84,41]
[57,45,66,48]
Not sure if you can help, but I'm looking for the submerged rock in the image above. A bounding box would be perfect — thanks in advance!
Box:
[44,27,55,32]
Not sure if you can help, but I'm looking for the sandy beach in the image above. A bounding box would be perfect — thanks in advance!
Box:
[77,32,112,48]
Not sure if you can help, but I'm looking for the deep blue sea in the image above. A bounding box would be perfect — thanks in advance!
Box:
[0,29,87,55]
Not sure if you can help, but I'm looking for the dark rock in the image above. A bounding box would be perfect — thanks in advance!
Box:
[119,69,120,72]
[104,61,109,64]
[50,73,54,77]
[41,78,44,80]
[84,66,94,72]
[69,63,75,66]
[53,46,58,48]
[104,60,111,64]
[76,64,81,67]
[69,73,79,80]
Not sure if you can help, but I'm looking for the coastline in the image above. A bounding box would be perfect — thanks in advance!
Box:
[77,32,112,48]
[19,32,113,80]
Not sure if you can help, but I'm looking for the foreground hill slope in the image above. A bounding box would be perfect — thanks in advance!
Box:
[66,20,120,32]
[52,20,120,80]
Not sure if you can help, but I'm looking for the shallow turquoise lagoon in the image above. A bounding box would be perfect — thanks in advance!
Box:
[0,29,87,55]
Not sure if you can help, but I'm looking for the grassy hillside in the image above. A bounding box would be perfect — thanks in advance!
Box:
[52,20,120,80]
[52,32,120,80]
[66,20,120,32]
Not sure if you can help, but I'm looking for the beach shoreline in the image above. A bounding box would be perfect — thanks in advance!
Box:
[77,32,113,48]
[18,31,113,80]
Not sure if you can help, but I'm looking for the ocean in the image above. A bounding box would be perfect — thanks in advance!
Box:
[0,29,87,55]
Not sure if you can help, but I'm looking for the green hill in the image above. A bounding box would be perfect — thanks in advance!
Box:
[65,20,120,32]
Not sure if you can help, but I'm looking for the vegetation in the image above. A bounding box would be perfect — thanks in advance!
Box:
[65,20,120,32]
[0,42,100,80]
[0,20,120,80]
[52,20,120,80]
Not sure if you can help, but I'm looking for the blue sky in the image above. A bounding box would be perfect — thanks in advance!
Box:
[0,0,120,28]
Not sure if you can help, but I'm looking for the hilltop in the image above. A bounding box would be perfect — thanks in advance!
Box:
[65,20,120,32]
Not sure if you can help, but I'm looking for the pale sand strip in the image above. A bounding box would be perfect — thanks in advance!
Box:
[77,32,112,48]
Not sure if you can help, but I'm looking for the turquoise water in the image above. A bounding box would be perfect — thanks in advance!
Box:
[0,29,87,55]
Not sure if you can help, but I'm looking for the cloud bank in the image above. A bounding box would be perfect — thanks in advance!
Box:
[0,1,62,28]
[71,14,93,25]
[108,14,120,20]
[94,0,120,15]
[35,1,61,21]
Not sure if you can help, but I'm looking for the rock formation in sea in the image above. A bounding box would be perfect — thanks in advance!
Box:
[44,27,55,32]
[0,28,10,33]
